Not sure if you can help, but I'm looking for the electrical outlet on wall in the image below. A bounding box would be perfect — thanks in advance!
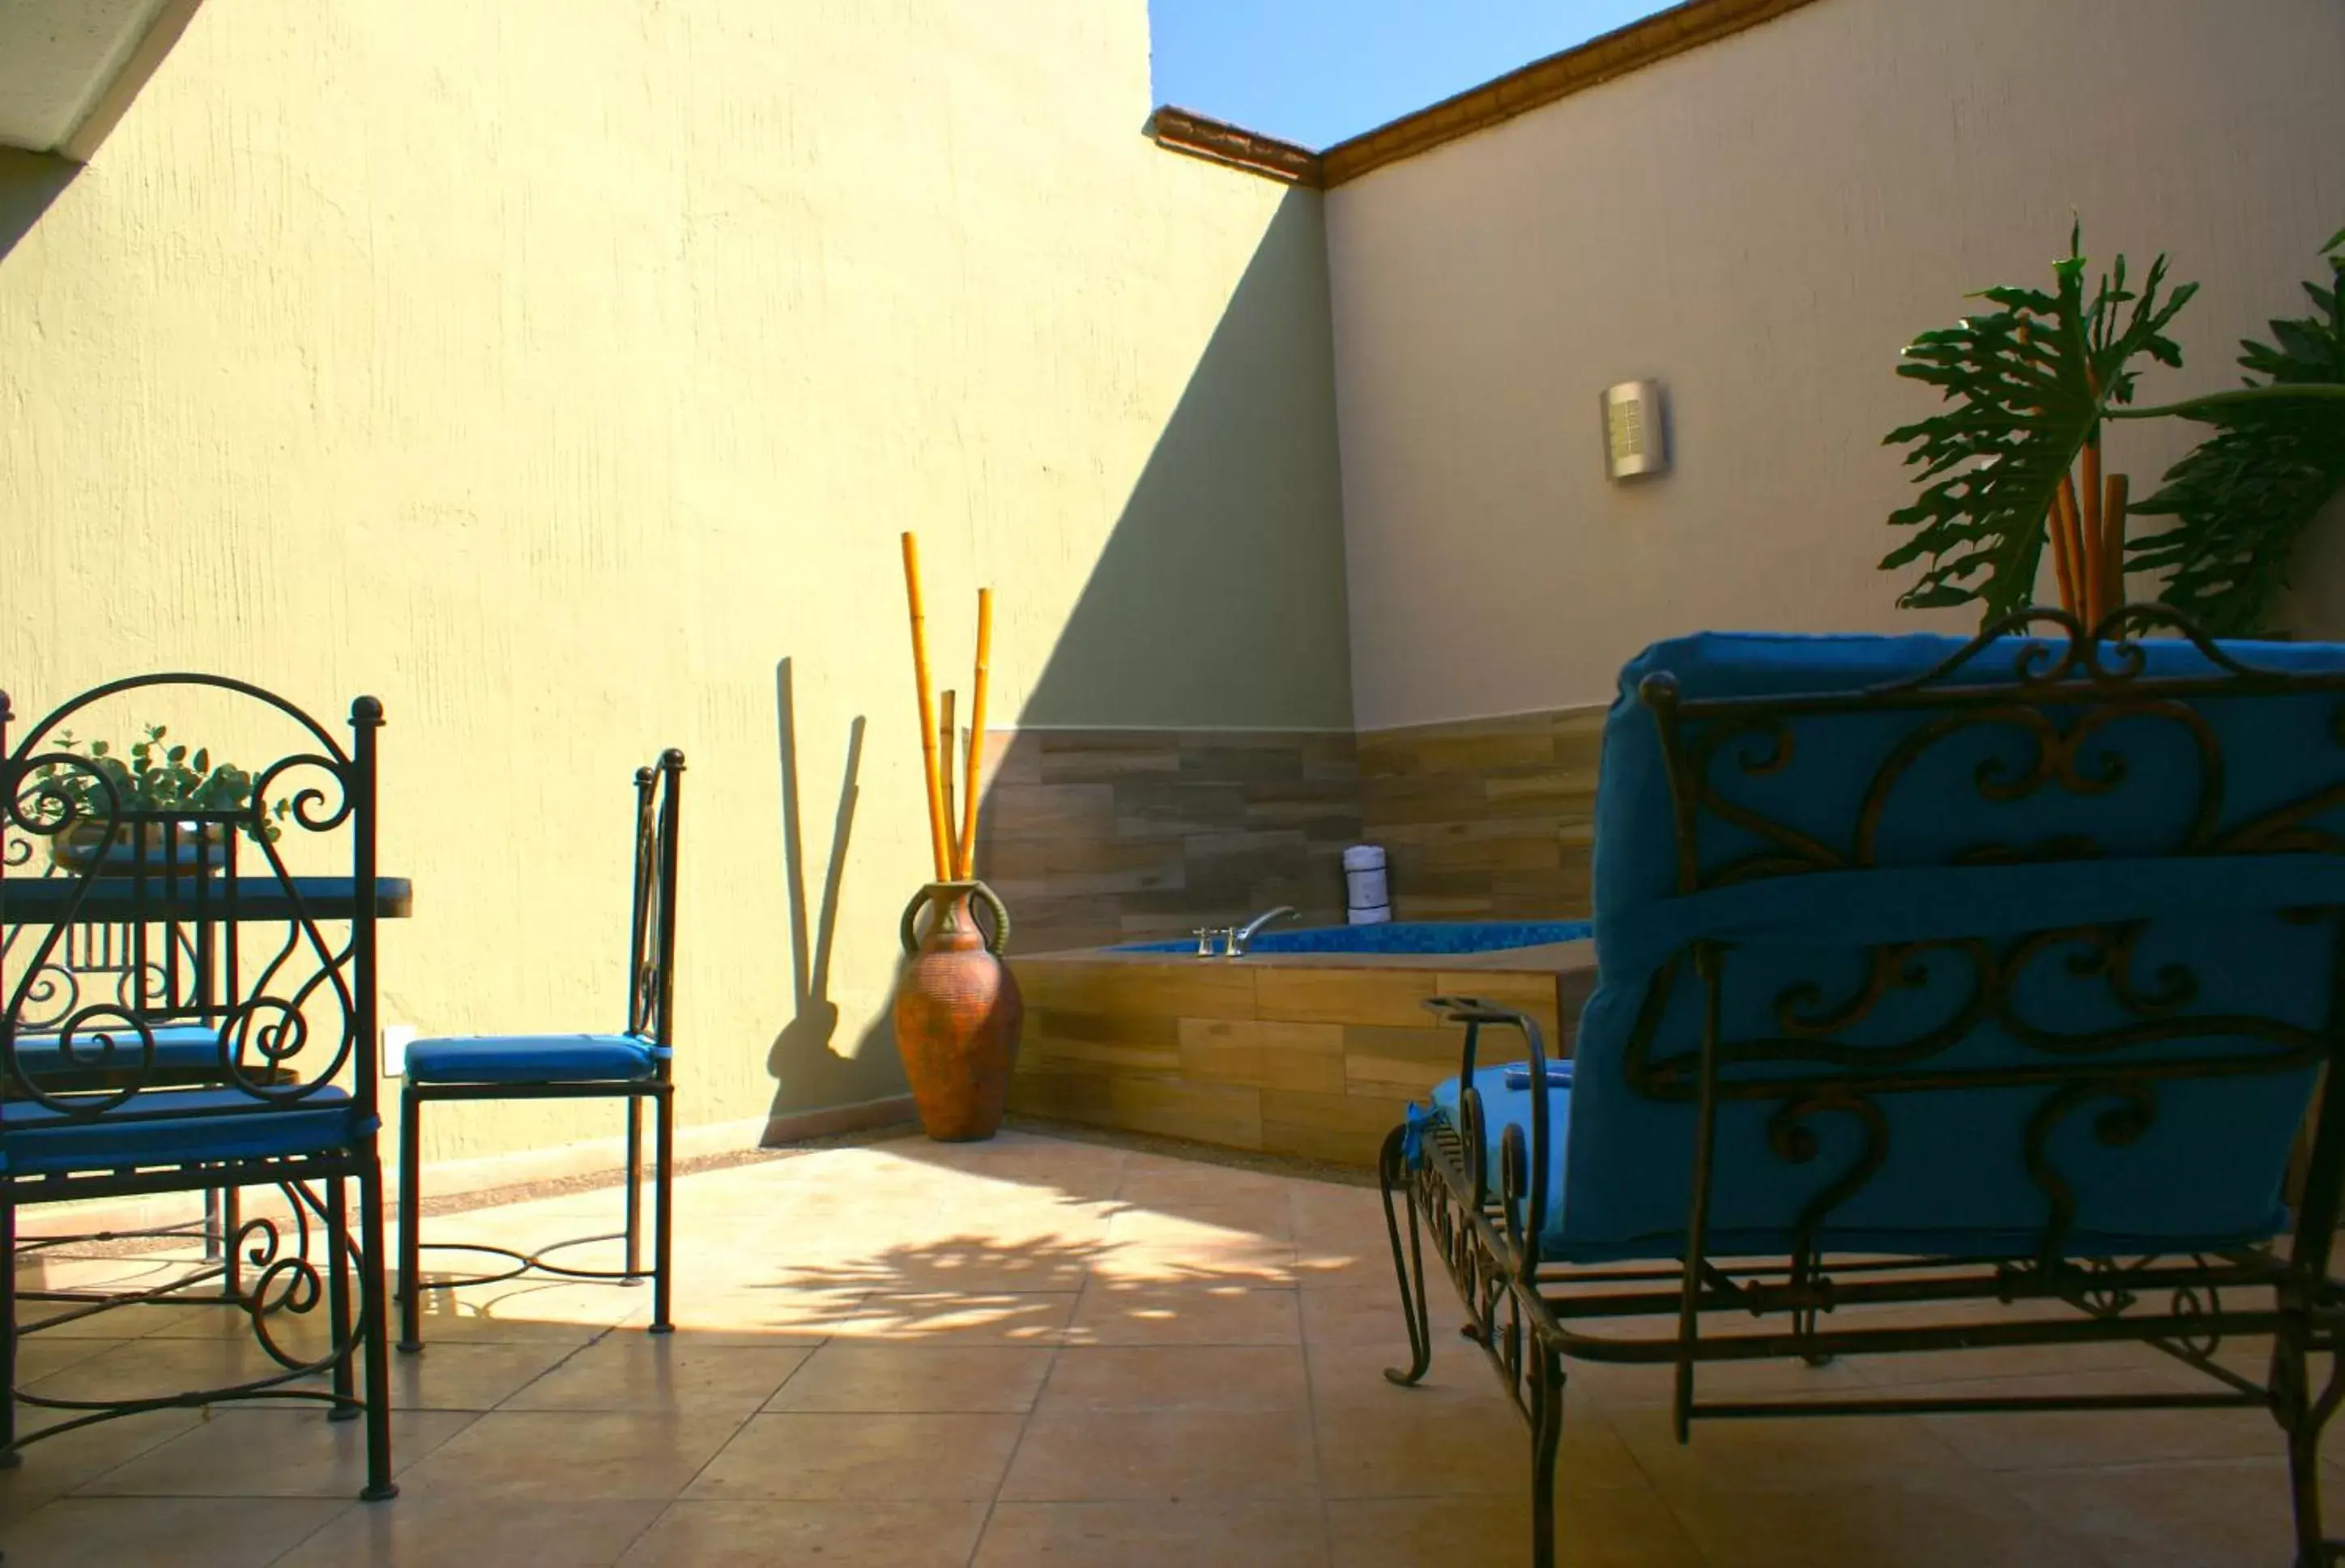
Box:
[382,1025,416,1079]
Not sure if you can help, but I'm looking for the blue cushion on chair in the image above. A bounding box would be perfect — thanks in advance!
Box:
[403,1033,659,1085]
[1542,629,2345,1265]
[0,1087,372,1176]
[11,1024,226,1077]
[1434,1064,1571,1231]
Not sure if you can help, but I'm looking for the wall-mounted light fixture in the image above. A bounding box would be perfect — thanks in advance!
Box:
[1601,380,1669,481]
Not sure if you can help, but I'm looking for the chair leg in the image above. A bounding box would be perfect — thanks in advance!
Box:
[1377,1123,1432,1387]
[356,1140,398,1502]
[221,1186,243,1301]
[397,1086,423,1354]
[624,1095,643,1284]
[650,1086,674,1335]
[325,1174,357,1421]
[2274,1308,2345,1567]
[203,1186,222,1263]
[1,1202,18,1468]
[1528,1338,1567,1568]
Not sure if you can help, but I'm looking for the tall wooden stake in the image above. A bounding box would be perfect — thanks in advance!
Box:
[938,688,957,871]
[957,588,994,883]
[899,532,952,881]
[2054,475,2088,619]
[2046,493,2079,617]
[2101,472,2130,618]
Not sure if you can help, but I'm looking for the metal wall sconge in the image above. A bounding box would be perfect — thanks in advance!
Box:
[1601,380,1670,481]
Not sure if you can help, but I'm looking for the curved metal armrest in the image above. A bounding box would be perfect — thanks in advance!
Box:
[1422,995,1555,1278]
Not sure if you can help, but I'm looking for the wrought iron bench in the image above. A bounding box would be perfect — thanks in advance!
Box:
[1379,610,2345,1567]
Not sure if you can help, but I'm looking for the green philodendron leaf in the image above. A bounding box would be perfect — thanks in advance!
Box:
[1881,225,2198,622]
[2128,232,2345,635]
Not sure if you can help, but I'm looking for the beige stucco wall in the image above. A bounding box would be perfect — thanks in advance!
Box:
[0,0,1351,1162]
[1325,0,2345,730]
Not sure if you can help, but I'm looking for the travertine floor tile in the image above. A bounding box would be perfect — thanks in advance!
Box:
[763,1344,1051,1413]
[499,1336,809,1416]
[1328,1489,1707,1568]
[275,1494,668,1566]
[1040,1344,1307,1411]
[974,1499,1332,1566]
[616,1499,989,1566]
[12,1136,2334,1565]
[1067,1282,1300,1346]
[684,1412,1023,1501]
[392,1410,745,1500]
[1000,1406,1317,1501]
[78,1407,473,1498]
[0,1495,346,1566]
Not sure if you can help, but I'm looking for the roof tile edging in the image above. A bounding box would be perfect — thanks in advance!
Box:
[1144,0,1825,190]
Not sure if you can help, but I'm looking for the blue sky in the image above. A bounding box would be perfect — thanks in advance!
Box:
[1147,2,1672,150]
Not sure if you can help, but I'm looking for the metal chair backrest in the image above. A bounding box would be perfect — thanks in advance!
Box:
[1558,609,2345,1276]
[625,749,684,1063]
[0,675,385,1124]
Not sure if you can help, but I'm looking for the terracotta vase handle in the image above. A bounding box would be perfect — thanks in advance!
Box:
[899,880,1013,957]
[966,880,1011,955]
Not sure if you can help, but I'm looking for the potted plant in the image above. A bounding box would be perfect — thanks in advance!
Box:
[30,726,291,874]
[1882,223,2345,632]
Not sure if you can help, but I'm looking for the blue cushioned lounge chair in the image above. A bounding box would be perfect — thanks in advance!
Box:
[396,749,681,1349]
[0,675,399,1501]
[1382,609,2345,1568]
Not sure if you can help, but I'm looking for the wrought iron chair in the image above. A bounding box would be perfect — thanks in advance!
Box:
[1383,608,2345,1568]
[0,675,399,1500]
[396,749,681,1350]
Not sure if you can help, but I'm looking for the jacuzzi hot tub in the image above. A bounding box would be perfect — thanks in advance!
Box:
[1007,920,1596,1167]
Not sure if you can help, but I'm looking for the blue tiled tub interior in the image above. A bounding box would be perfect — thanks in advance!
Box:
[1115,919,1591,956]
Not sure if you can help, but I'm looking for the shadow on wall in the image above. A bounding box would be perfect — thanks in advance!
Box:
[0,151,77,263]
[1017,184,1352,731]
[765,186,1351,1122]
[766,657,897,1128]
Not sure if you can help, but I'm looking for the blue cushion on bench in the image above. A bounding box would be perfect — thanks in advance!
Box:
[11,1024,226,1078]
[0,1086,371,1176]
[1529,629,2345,1264]
[1435,1064,1571,1228]
[404,1033,659,1085]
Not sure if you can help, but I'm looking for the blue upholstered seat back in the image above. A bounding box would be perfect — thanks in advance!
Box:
[1558,627,2345,1263]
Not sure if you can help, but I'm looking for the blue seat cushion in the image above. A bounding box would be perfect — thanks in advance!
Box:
[1433,1065,1571,1241]
[0,1086,372,1177]
[11,1024,228,1079]
[404,1033,659,1086]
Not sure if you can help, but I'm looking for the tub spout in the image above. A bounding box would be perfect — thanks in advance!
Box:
[1228,905,1298,957]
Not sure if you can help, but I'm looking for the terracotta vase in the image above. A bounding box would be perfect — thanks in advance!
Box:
[892,880,1023,1142]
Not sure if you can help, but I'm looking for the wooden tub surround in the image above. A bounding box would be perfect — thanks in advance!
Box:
[1005,940,1596,1166]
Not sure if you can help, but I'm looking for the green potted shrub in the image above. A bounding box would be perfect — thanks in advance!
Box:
[31,726,291,874]
[1882,223,2345,632]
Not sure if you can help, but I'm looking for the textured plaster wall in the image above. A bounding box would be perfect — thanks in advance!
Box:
[0,0,1351,1161]
[1325,0,2345,730]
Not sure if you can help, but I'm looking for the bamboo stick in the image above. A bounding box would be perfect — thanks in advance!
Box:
[2045,492,2079,619]
[938,688,957,871]
[2053,475,2088,620]
[2101,472,2130,619]
[899,532,953,881]
[2079,436,2104,626]
[956,587,994,882]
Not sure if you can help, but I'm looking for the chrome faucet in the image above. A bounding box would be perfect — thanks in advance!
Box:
[1226,905,1298,957]
[1191,927,1233,957]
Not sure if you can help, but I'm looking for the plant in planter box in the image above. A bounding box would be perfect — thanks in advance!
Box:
[28,725,292,871]
[1882,223,2345,631]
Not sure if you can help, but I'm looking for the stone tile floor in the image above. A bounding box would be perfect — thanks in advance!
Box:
[0,1128,2330,1565]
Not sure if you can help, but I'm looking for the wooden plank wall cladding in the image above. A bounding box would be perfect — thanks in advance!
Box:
[973,729,1362,957]
[1007,952,1594,1167]
[1355,706,1608,921]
